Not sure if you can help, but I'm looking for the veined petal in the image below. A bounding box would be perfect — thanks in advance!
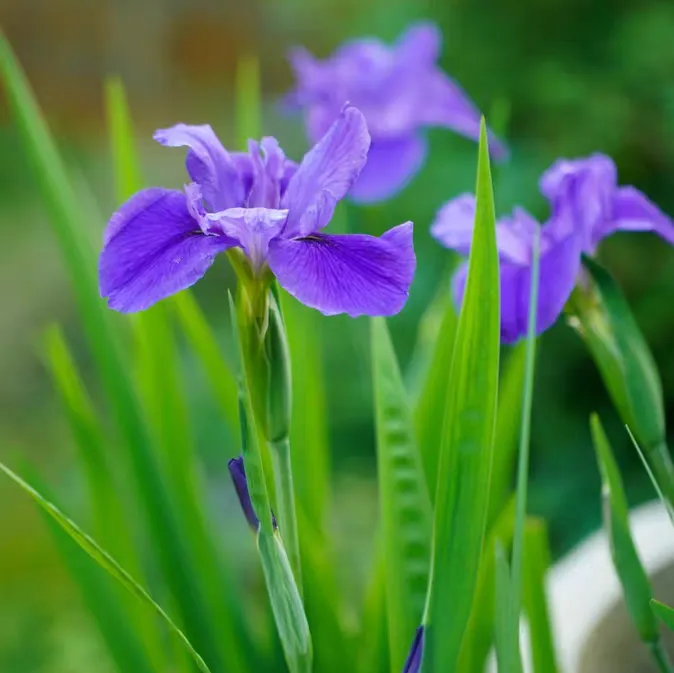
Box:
[210,207,288,271]
[452,229,582,343]
[348,134,427,203]
[282,105,370,237]
[99,188,236,313]
[268,222,415,317]
[601,185,674,245]
[153,123,243,211]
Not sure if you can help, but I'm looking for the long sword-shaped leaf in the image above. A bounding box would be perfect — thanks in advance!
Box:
[0,461,212,673]
[523,518,559,673]
[592,416,672,672]
[371,317,432,672]
[0,35,226,669]
[494,543,523,673]
[423,119,501,672]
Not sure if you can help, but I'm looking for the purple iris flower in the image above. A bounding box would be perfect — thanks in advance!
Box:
[285,22,507,204]
[228,456,276,531]
[431,153,674,343]
[402,626,423,673]
[99,106,415,316]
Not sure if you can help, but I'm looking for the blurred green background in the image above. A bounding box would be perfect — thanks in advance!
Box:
[2,0,674,670]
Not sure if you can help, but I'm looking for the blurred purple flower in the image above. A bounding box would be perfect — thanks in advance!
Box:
[402,626,423,673]
[228,456,276,531]
[285,22,507,204]
[431,153,674,343]
[99,106,415,317]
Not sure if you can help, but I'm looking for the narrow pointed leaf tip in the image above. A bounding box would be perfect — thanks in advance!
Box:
[0,460,213,673]
[424,114,500,672]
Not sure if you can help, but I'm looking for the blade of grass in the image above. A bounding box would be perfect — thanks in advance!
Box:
[0,460,213,673]
[413,290,458,502]
[24,465,156,673]
[458,497,516,673]
[105,75,250,672]
[423,119,501,672]
[523,518,559,673]
[0,35,228,670]
[371,317,432,672]
[593,416,672,673]
[508,227,541,669]
[494,542,523,673]
[42,326,166,670]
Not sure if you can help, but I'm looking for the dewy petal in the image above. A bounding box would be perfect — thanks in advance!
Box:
[268,222,415,317]
[431,196,537,265]
[281,105,370,237]
[99,188,236,313]
[210,207,288,271]
[348,134,428,204]
[452,228,582,343]
[600,185,674,245]
[153,123,244,211]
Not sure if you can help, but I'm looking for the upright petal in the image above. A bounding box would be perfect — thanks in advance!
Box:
[599,185,674,245]
[99,188,236,313]
[153,124,244,211]
[268,222,415,317]
[452,229,582,343]
[282,106,370,237]
[395,22,441,66]
[348,134,427,203]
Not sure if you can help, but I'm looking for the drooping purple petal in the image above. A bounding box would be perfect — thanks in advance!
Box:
[209,207,288,271]
[601,185,674,245]
[402,626,424,673]
[416,72,508,160]
[348,134,427,204]
[268,222,415,317]
[99,188,236,313]
[431,196,537,265]
[153,124,244,211]
[452,227,582,343]
[282,106,370,237]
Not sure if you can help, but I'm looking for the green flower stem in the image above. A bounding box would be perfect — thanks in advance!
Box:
[271,435,302,592]
[650,639,674,673]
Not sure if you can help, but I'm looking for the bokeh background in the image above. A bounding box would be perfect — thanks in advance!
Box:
[2,0,674,670]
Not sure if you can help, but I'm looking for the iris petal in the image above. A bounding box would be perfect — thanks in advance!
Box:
[268,222,415,317]
[282,106,370,237]
[153,123,243,210]
[99,188,236,313]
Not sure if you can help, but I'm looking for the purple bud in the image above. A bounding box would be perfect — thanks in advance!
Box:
[228,456,260,531]
[403,626,423,673]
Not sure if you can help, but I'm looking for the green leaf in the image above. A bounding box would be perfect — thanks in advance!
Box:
[458,498,516,673]
[490,342,527,522]
[591,415,659,644]
[493,543,523,673]
[413,290,458,502]
[571,257,674,508]
[104,75,144,201]
[0,461,213,673]
[371,317,432,672]
[653,600,674,630]
[509,227,541,667]
[423,119,501,673]
[257,531,313,673]
[523,519,559,673]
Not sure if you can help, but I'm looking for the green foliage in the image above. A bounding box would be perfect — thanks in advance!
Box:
[423,120,501,672]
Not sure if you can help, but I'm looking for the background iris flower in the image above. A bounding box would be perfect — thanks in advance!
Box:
[432,153,674,343]
[286,22,507,203]
[99,106,415,317]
